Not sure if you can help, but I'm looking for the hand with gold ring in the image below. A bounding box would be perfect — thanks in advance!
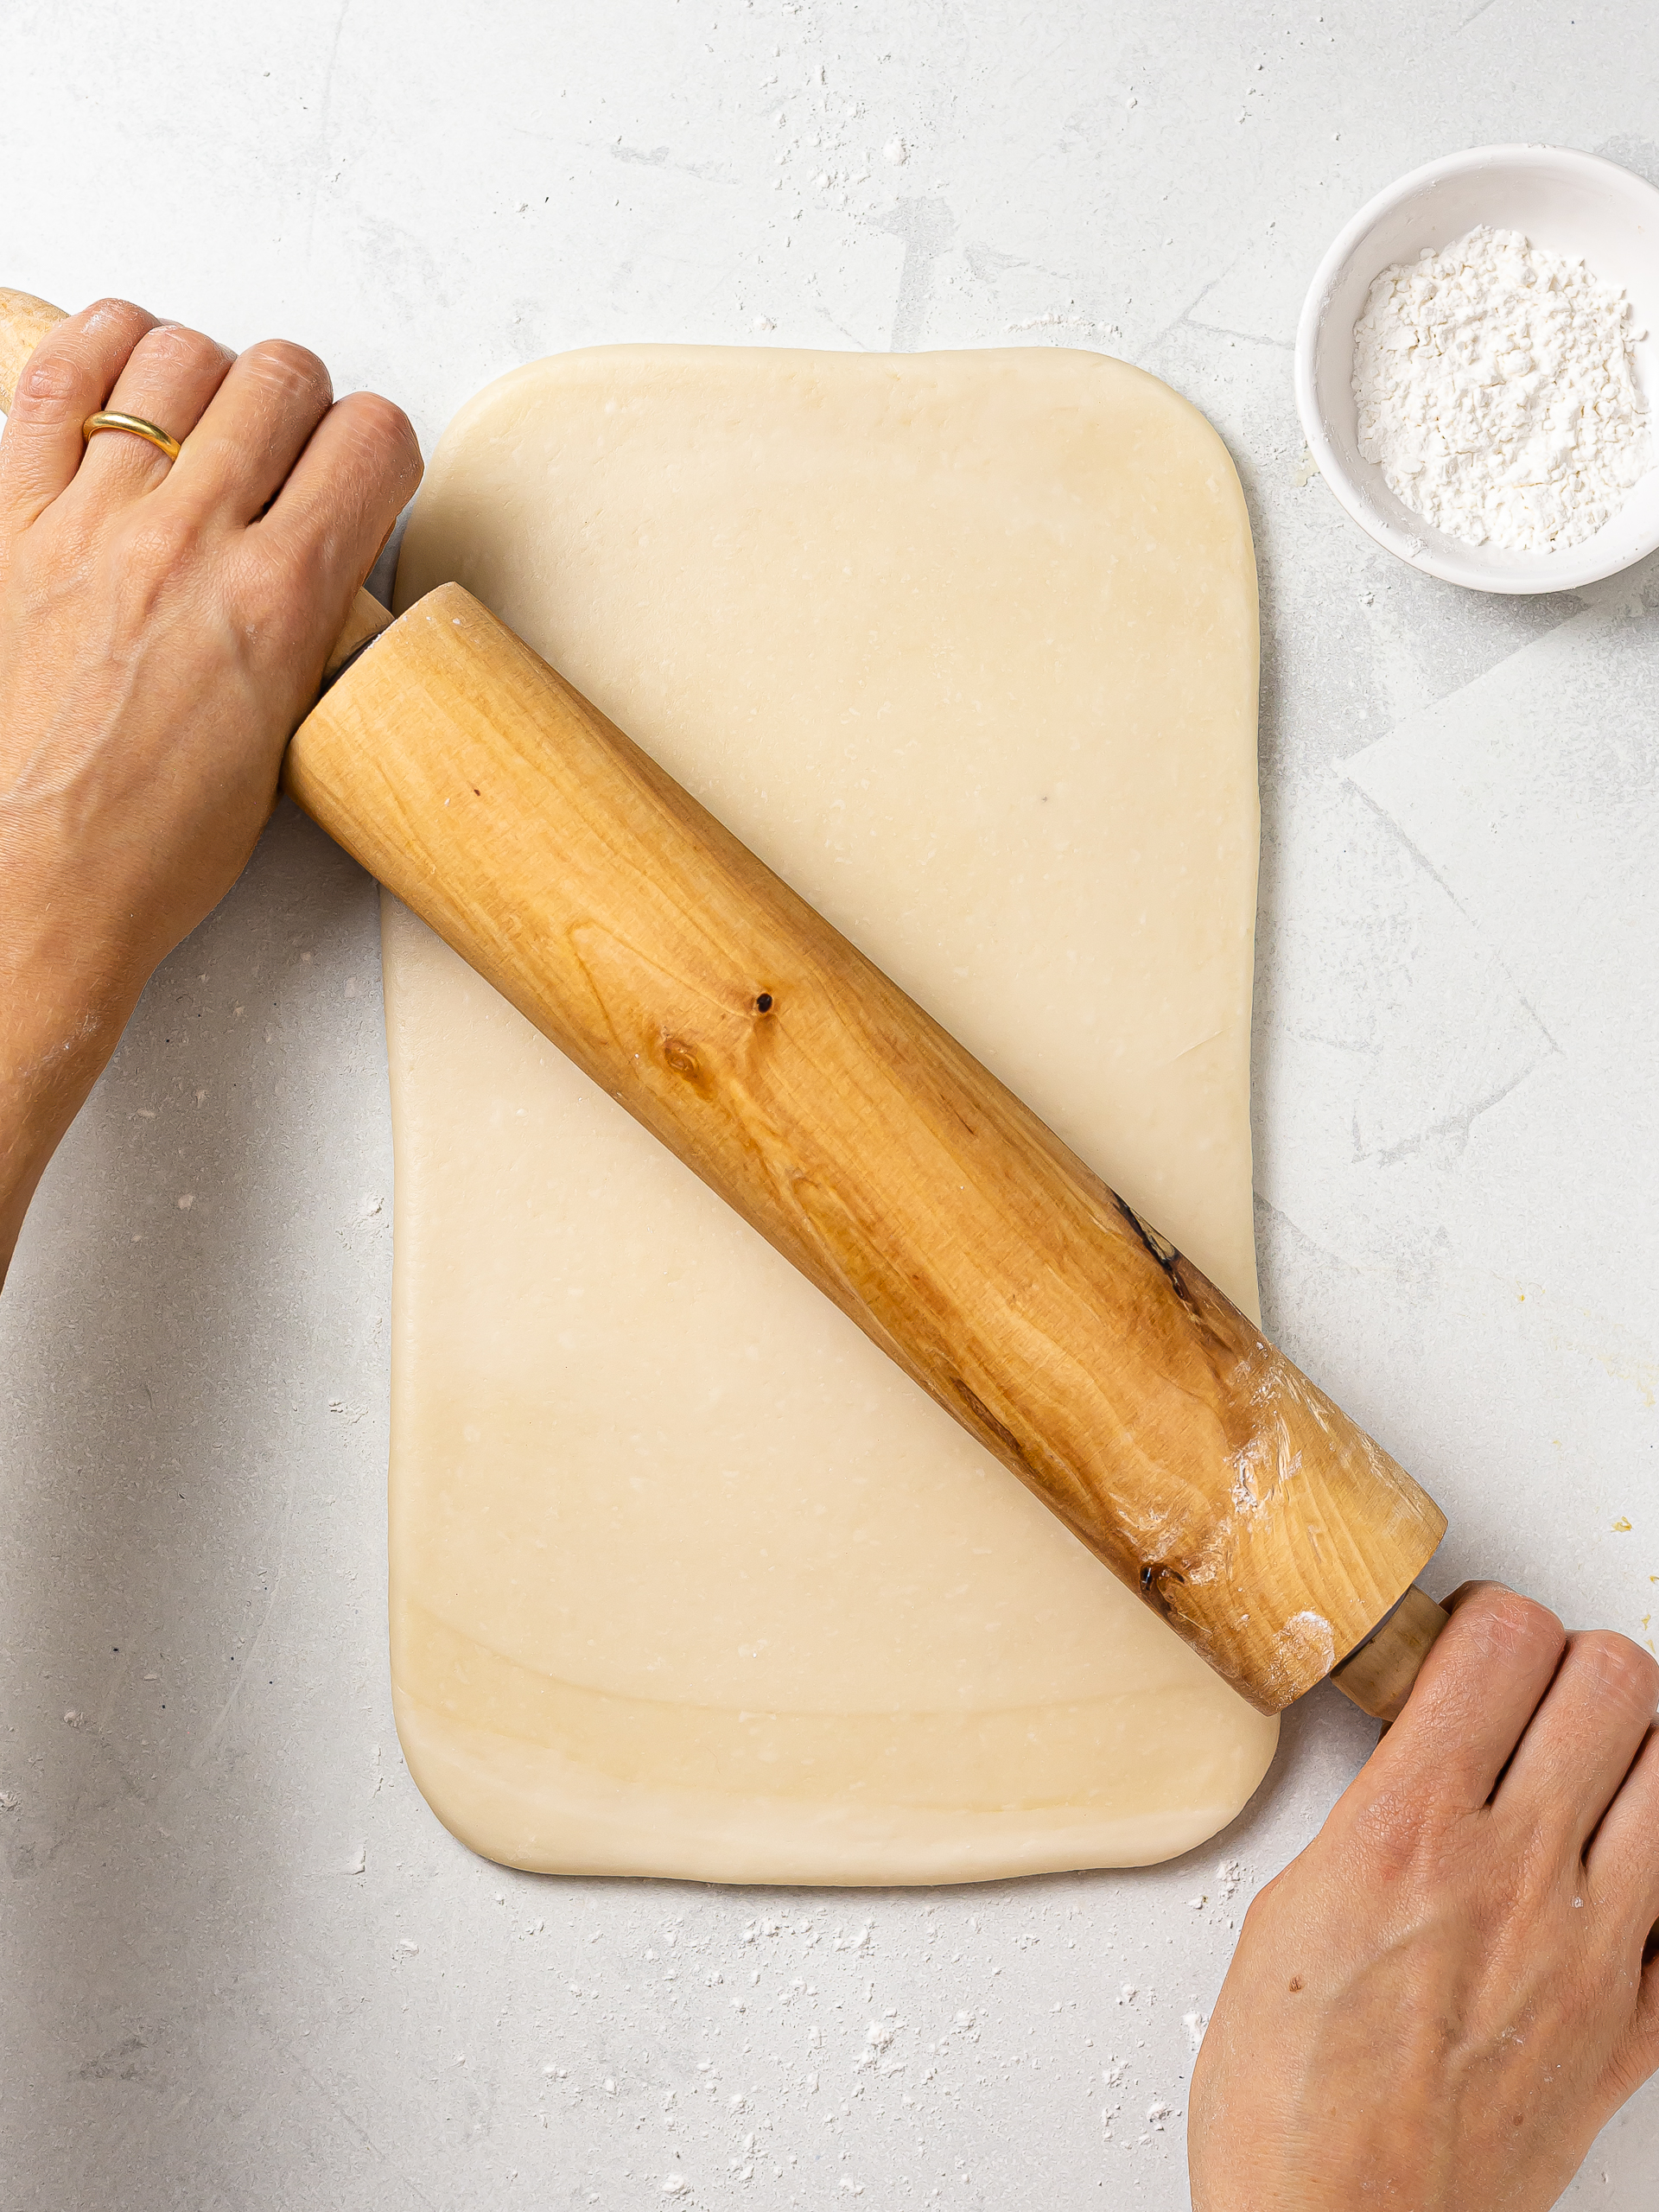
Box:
[0,297,422,1282]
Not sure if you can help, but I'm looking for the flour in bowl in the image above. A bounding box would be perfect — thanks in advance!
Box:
[1352,226,1651,553]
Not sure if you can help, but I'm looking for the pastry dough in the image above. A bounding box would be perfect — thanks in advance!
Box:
[387,346,1273,1883]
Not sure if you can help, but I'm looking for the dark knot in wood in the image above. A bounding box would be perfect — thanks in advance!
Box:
[950,1376,1034,1475]
[1139,1560,1188,1617]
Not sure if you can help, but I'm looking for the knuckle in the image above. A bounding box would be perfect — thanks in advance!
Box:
[14,349,82,410]
[118,474,208,547]
[1571,1631,1659,1714]
[11,298,159,414]
[1243,1868,1294,1921]
[128,321,232,384]
[339,388,411,442]
[62,509,213,640]
[1234,1886,1278,1948]
[82,295,152,339]
[122,508,204,577]
[1349,1783,1448,1881]
[1462,1586,1565,1669]
[240,339,333,409]
[1436,1580,1484,1612]
[337,391,422,474]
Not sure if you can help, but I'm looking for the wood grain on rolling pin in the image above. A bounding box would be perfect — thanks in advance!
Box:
[285,584,1445,1713]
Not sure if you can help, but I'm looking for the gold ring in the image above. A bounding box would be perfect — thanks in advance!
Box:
[82,410,181,462]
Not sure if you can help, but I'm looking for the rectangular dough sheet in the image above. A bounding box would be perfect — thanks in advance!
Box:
[386,346,1274,1884]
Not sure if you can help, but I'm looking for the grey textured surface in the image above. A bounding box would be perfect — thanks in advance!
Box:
[3,2,1659,2204]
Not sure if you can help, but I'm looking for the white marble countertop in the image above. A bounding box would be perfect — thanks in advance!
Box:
[3,2,1658,2204]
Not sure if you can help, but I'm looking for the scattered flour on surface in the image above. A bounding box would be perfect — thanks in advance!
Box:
[1352,226,1651,553]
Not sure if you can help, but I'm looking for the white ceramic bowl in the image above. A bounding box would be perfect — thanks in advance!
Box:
[1294,145,1659,593]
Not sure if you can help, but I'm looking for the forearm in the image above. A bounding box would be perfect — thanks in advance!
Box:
[0,296,419,1283]
[0,855,138,1281]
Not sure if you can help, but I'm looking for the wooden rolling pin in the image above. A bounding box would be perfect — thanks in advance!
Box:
[2,289,1450,1721]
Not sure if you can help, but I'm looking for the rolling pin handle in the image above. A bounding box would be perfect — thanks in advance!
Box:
[1330,1583,1450,1725]
[0,287,393,696]
[320,586,396,685]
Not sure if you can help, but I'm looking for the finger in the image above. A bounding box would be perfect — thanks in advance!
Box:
[0,296,155,526]
[1377,1583,1566,1809]
[1587,1725,1659,1932]
[1437,1581,1491,1612]
[253,390,422,620]
[1496,1630,1659,1859]
[167,339,334,523]
[71,321,235,505]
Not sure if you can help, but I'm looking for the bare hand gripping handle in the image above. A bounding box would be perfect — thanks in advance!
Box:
[1,286,1450,1722]
[0,289,393,683]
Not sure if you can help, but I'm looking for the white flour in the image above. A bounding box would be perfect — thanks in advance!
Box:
[1352,226,1651,553]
